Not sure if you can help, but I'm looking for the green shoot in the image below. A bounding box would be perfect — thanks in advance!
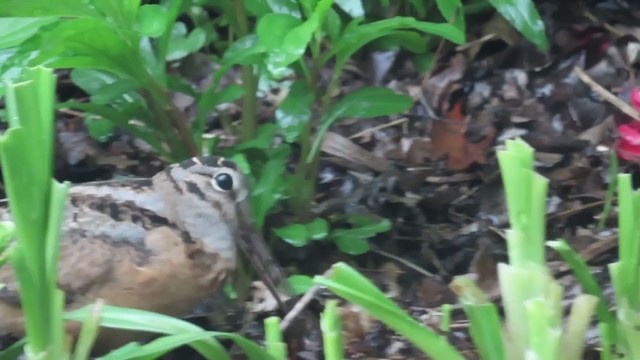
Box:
[321,300,344,360]
[264,316,288,360]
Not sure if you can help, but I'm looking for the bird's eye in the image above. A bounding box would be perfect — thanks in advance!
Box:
[212,173,234,191]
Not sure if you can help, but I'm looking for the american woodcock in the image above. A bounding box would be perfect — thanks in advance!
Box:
[0,156,286,353]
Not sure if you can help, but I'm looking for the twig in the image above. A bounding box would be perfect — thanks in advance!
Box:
[279,268,334,332]
[573,67,640,120]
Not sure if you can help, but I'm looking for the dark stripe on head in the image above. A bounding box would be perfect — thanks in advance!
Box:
[165,167,183,194]
[195,156,238,170]
[178,158,198,169]
[185,181,207,201]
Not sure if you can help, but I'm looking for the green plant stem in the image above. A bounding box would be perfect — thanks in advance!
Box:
[144,79,199,159]
[319,59,344,111]
[231,0,258,141]
[142,90,190,159]
[291,123,314,215]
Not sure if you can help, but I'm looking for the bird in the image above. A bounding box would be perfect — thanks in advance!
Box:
[0,156,288,354]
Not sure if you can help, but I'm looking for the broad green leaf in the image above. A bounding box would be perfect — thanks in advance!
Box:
[100,333,226,360]
[273,223,308,247]
[92,0,140,29]
[259,0,333,75]
[308,87,412,162]
[136,4,168,37]
[32,18,147,80]
[249,144,290,228]
[275,80,313,143]
[408,0,427,17]
[92,80,141,104]
[166,22,207,61]
[214,35,267,84]
[222,35,267,65]
[335,0,364,18]
[266,0,302,17]
[331,17,465,63]
[232,123,278,151]
[488,0,548,52]
[436,0,465,33]
[0,18,58,49]
[257,13,302,50]
[200,84,245,114]
[70,68,118,95]
[70,69,140,104]
[288,275,314,295]
[0,0,99,17]
[314,263,465,360]
[66,305,230,360]
[244,0,272,17]
[330,87,413,120]
[322,9,342,41]
[307,218,329,240]
[462,303,505,360]
[85,114,115,142]
[372,31,427,53]
[348,215,391,232]
[333,235,369,255]
[436,0,462,21]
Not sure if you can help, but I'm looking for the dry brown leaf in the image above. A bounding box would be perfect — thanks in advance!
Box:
[430,102,496,170]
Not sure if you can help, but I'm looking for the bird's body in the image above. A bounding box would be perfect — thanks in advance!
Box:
[0,156,257,353]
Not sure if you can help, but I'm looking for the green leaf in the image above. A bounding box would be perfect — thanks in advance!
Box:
[463,303,505,360]
[436,0,462,21]
[32,18,147,80]
[287,275,314,295]
[258,0,333,75]
[166,22,207,61]
[0,0,99,17]
[249,144,291,228]
[329,87,412,121]
[275,80,314,143]
[265,0,302,17]
[85,114,115,142]
[333,235,369,255]
[233,123,278,151]
[136,4,169,37]
[335,0,364,18]
[101,332,228,360]
[331,17,465,63]
[322,9,343,41]
[257,14,302,50]
[547,239,616,341]
[308,87,412,162]
[91,79,141,105]
[66,305,230,360]
[70,68,118,95]
[244,0,273,17]
[372,31,427,53]
[222,35,267,66]
[407,0,427,17]
[273,223,308,247]
[313,263,465,360]
[199,84,246,115]
[307,218,329,240]
[0,17,58,49]
[487,0,548,52]
[213,35,267,84]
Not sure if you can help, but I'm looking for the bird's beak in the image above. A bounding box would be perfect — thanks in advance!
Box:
[234,198,291,312]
